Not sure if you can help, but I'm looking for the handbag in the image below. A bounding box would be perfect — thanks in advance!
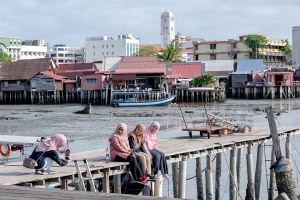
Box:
[23,147,48,169]
[23,157,36,169]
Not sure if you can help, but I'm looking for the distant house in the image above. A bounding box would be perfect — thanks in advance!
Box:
[264,66,295,86]
[112,56,166,90]
[0,58,56,103]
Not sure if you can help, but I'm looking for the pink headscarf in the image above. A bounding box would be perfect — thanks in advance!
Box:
[144,121,160,150]
[35,134,67,152]
[109,123,130,150]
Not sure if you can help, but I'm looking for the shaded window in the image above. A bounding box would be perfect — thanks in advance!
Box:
[210,44,216,50]
[87,79,97,84]
[210,54,216,60]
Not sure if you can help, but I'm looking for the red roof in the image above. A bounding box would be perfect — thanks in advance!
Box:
[55,69,97,79]
[41,71,66,80]
[171,63,202,78]
[57,63,96,71]
[115,56,166,74]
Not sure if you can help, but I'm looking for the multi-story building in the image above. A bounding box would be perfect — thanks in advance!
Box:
[160,7,175,48]
[193,35,287,66]
[0,36,22,61]
[20,40,47,60]
[292,26,300,69]
[47,44,85,65]
[85,34,139,63]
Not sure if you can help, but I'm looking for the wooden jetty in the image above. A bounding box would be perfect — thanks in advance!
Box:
[0,127,299,199]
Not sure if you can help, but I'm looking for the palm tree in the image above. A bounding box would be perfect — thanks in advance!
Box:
[156,40,182,62]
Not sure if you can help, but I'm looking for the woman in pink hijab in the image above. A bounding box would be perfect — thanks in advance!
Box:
[144,121,170,179]
[29,134,70,175]
[109,123,147,183]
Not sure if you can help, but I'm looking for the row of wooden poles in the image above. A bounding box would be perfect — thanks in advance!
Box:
[173,88,226,103]
[230,85,300,99]
[137,135,292,199]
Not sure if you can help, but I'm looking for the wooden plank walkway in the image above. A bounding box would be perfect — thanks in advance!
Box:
[0,127,298,189]
[0,185,169,200]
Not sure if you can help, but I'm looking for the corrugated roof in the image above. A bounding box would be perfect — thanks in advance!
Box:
[115,56,166,74]
[57,63,96,71]
[171,63,202,78]
[41,71,66,80]
[236,59,265,72]
[201,60,234,72]
[0,58,55,80]
[55,69,97,79]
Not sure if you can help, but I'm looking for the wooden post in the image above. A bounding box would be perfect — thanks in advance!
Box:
[114,174,121,193]
[172,162,179,198]
[196,157,204,200]
[178,157,187,199]
[215,153,222,200]
[255,143,263,200]
[245,143,255,200]
[285,134,291,160]
[230,147,237,200]
[154,170,163,197]
[268,147,276,200]
[206,154,214,200]
[236,147,243,192]
[266,106,298,200]
[102,171,110,193]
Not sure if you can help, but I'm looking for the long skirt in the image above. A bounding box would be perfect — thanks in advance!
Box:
[135,152,152,175]
[149,149,168,175]
[115,154,144,180]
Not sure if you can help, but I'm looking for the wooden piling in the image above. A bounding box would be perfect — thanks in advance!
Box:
[172,162,179,198]
[268,147,276,200]
[154,170,163,197]
[196,157,204,200]
[230,148,237,200]
[236,147,243,192]
[285,134,291,160]
[245,143,255,200]
[255,143,263,200]
[215,153,222,200]
[178,157,187,199]
[114,174,121,193]
[205,154,213,200]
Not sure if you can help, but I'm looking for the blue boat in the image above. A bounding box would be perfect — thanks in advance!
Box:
[111,91,176,107]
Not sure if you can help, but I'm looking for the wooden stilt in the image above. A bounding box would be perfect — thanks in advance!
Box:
[285,133,291,160]
[172,162,179,198]
[245,143,255,200]
[236,147,243,192]
[154,170,163,197]
[206,154,213,200]
[230,148,237,200]
[268,147,276,200]
[102,171,110,193]
[178,157,187,199]
[215,153,221,200]
[114,174,121,193]
[255,143,263,200]
[196,157,204,200]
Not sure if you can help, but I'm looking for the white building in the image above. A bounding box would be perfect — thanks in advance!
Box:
[0,36,22,61]
[160,7,175,48]
[292,26,300,69]
[47,44,85,65]
[20,40,47,60]
[85,34,139,63]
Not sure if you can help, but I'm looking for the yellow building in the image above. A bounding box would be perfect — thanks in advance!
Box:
[193,35,287,66]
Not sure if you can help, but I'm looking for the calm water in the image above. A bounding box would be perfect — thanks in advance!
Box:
[1,99,300,199]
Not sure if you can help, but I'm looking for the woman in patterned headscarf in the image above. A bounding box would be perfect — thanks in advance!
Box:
[109,123,147,183]
[144,121,170,180]
[128,124,152,178]
[30,133,70,175]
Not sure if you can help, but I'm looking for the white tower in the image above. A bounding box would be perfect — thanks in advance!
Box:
[160,7,175,48]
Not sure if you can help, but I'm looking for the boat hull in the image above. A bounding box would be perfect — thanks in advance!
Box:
[114,95,176,107]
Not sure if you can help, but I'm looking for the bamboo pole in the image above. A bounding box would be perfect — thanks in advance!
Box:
[215,153,222,200]
[172,162,179,198]
[255,143,263,200]
[245,143,255,200]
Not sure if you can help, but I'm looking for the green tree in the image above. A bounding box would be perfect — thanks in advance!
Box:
[282,39,292,65]
[0,52,12,63]
[245,34,268,59]
[135,46,158,56]
[156,40,182,62]
[190,74,217,87]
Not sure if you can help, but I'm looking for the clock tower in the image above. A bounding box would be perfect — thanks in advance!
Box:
[160,7,175,48]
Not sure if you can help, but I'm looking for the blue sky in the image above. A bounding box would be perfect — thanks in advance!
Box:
[0,0,299,47]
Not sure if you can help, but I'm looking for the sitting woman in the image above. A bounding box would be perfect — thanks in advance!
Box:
[30,133,70,175]
[128,124,153,178]
[144,121,170,180]
[109,123,148,183]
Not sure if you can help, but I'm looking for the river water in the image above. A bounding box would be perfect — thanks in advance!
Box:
[1,99,300,199]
